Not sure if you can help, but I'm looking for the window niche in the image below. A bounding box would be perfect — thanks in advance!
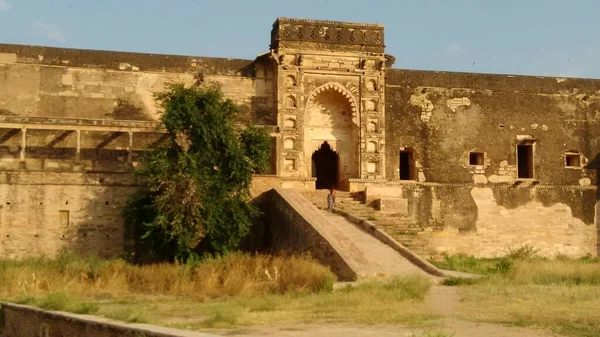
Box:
[284,158,296,171]
[285,75,297,88]
[366,141,377,153]
[399,148,415,181]
[468,152,485,166]
[517,142,535,179]
[284,95,297,108]
[283,117,296,129]
[59,210,70,228]
[284,137,296,150]
[366,121,377,133]
[565,151,582,168]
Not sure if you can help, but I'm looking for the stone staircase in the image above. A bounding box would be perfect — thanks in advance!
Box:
[300,190,430,256]
[271,188,440,280]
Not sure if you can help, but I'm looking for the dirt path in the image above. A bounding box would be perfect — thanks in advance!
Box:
[211,286,562,337]
[424,286,561,337]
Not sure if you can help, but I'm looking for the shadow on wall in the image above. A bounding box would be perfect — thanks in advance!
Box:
[105,99,151,121]
[59,177,139,259]
[585,153,600,257]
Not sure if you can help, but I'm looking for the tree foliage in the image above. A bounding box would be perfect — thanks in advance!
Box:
[123,84,272,262]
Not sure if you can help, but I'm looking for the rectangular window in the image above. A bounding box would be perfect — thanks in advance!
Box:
[59,210,70,228]
[517,144,534,178]
[399,150,414,180]
[469,152,485,166]
[565,152,581,167]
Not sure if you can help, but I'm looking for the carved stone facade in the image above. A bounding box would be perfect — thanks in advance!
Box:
[271,18,389,188]
[0,17,599,259]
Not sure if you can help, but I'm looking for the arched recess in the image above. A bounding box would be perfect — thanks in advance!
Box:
[306,82,359,125]
[303,81,360,187]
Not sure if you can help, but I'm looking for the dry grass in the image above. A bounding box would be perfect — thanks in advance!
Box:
[0,253,336,301]
[92,276,436,330]
[435,253,600,337]
[1,254,436,331]
[456,284,600,337]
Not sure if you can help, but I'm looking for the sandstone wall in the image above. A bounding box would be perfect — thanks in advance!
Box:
[1,303,218,337]
[361,183,598,258]
[385,69,600,186]
[0,171,139,259]
[252,188,355,280]
[0,44,276,124]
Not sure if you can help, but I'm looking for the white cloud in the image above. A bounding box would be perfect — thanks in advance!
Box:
[33,20,67,43]
[447,42,463,54]
[0,0,11,11]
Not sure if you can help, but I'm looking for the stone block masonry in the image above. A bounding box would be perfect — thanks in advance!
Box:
[253,188,356,281]
[1,303,219,337]
[1,16,600,260]
[0,171,140,259]
[359,182,598,258]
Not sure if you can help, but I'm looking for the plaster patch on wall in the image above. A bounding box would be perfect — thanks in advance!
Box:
[61,75,73,86]
[558,101,577,114]
[0,53,17,64]
[410,93,434,122]
[556,78,567,83]
[446,97,471,112]
[427,187,596,258]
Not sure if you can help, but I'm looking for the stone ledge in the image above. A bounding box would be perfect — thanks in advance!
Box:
[1,303,220,337]
[350,179,598,190]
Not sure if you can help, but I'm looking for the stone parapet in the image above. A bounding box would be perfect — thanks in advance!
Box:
[1,303,219,337]
[271,17,385,53]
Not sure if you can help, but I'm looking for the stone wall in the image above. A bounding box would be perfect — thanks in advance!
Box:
[385,69,600,186]
[0,171,139,259]
[252,188,356,280]
[0,43,276,125]
[249,175,315,198]
[0,303,218,337]
[362,182,598,258]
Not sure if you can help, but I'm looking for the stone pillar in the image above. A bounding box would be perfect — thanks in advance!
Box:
[19,127,26,166]
[127,131,133,164]
[75,129,81,162]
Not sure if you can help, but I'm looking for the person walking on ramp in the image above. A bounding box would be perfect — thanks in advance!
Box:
[327,188,336,212]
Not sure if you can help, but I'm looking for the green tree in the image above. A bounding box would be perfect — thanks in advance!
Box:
[123,84,271,261]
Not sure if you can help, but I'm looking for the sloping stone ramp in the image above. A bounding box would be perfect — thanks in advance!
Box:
[265,188,459,281]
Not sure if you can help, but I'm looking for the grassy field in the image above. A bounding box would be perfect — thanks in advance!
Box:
[3,249,600,337]
[431,249,600,337]
[0,253,436,330]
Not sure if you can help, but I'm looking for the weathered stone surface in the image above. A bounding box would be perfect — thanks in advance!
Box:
[0,17,599,259]
[1,303,220,337]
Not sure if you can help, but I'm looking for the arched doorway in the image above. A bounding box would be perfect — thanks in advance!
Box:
[312,141,339,189]
[304,82,360,187]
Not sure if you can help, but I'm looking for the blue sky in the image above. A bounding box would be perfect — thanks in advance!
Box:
[1,0,599,78]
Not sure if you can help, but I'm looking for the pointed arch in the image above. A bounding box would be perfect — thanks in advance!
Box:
[305,82,359,120]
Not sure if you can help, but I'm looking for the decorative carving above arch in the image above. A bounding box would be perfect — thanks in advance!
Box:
[305,82,359,123]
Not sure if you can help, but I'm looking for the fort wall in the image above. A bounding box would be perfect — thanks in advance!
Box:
[0,171,138,259]
[0,44,276,124]
[385,69,600,186]
[1,15,599,259]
